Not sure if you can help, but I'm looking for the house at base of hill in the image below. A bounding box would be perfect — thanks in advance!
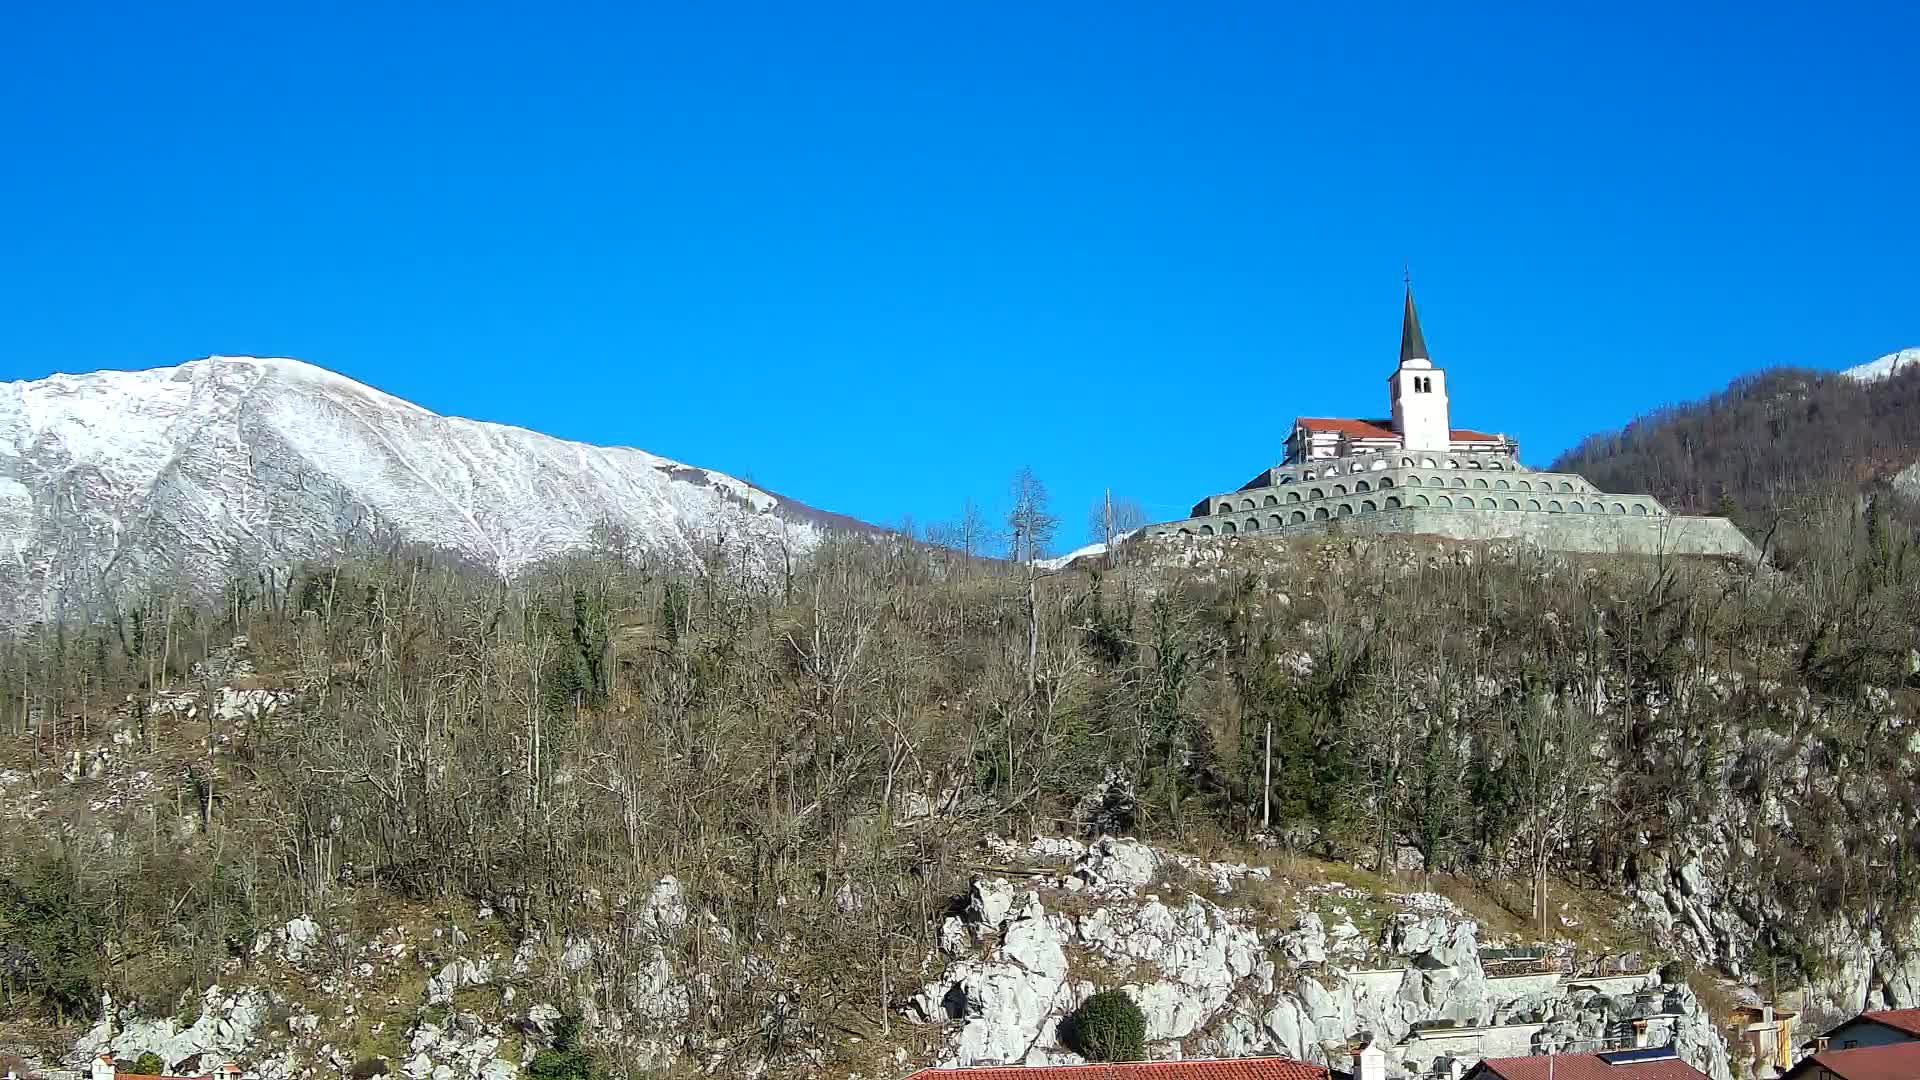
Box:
[1463,1047,1711,1080]
[1812,1009,1920,1052]
[1781,1040,1920,1080]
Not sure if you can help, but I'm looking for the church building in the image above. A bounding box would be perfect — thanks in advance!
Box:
[1137,288,1758,560]
[1283,291,1517,464]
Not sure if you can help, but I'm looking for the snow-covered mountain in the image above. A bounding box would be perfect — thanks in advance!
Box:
[1844,347,1920,381]
[0,356,846,624]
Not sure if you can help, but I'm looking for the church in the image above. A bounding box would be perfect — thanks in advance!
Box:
[1138,289,1757,560]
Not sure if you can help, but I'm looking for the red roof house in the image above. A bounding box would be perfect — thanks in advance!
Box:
[1464,1052,1709,1080]
[1782,1041,1920,1080]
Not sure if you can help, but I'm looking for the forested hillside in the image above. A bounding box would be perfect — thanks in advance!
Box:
[1552,365,1920,554]
[3,473,1918,1074]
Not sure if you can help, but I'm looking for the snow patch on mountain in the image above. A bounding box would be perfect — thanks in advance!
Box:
[1844,348,1920,381]
[0,356,836,624]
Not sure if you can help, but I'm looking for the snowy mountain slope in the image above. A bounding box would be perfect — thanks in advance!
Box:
[1844,347,1920,381]
[0,356,843,623]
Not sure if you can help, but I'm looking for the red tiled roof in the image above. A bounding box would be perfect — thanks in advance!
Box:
[1295,417,1398,439]
[1860,1009,1920,1037]
[1292,418,1506,444]
[902,1058,1331,1080]
[1472,1054,1708,1080]
[1789,1042,1920,1080]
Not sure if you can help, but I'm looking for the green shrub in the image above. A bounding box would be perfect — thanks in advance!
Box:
[130,1054,164,1076]
[528,1015,594,1080]
[1062,989,1147,1063]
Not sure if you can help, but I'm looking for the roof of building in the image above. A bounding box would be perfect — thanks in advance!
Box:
[1400,287,1430,364]
[1468,1053,1708,1080]
[1295,417,1399,439]
[900,1058,1332,1080]
[1854,1009,1920,1037]
[1291,417,1505,444]
[1785,1041,1920,1080]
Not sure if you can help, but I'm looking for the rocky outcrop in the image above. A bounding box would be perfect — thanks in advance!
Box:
[907,837,1733,1080]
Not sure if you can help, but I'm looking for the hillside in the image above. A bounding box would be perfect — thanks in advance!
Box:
[1550,355,1920,548]
[3,509,1918,1078]
[0,357,856,627]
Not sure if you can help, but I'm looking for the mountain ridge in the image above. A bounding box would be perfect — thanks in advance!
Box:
[0,355,849,624]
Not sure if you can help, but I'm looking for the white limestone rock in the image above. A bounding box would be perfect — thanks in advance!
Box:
[1063,836,1160,896]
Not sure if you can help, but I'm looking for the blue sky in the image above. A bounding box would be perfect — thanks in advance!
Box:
[3,2,1916,547]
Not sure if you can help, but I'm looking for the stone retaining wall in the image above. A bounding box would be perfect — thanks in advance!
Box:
[1142,507,1757,561]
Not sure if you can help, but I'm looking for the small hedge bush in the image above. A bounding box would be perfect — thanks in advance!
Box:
[1063,989,1147,1062]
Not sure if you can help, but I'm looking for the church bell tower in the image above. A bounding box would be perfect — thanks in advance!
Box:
[1388,286,1451,452]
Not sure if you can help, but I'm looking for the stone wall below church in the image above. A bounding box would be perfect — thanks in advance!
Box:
[1142,507,1759,561]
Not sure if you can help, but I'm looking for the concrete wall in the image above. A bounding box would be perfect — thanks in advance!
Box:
[1486,971,1564,1004]
[1396,1023,1547,1071]
[1571,973,1659,997]
[1142,506,1756,561]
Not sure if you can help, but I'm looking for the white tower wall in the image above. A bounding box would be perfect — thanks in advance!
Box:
[1390,360,1451,452]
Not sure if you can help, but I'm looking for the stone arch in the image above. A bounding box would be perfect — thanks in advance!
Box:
[1286,491,1301,503]
[1337,503,1354,517]
[1437,495,1453,508]
[1240,498,1256,511]
[1362,499,1377,512]
[1200,524,1215,535]
[1370,458,1388,471]
[1569,501,1585,513]
[1222,520,1238,534]
[1310,488,1325,500]
[1431,475,1446,487]
[1415,494,1431,506]
[1218,502,1234,515]
[1355,480,1371,493]
[1468,459,1484,470]
[1380,476,1395,488]
[1401,457,1415,467]
[1178,528,1193,537]
[1473,477,1489,489]
[1611,502,1627,515]
[1452,477,1468,489]
[1268,514,1284,528]
[1313,507,1330,521]
[1386,496,1402,509]
[1527,499,1541,511]
[1633,503,1649,515]
[1503,498,1519,510]
[1333,483,1348,496]
[1548,500,1563,512]
[1488,460,1505,470]
[1496,479,1510,490]
[1481,498,1497,509]
[1263,494,1278,507]
[1408,476,1423,486]
[1558,481,1574,492]
[1421,457,1439,468]
[1446,458,1461,469]
[1517,480,1532,491]
[1289,510,1307,525]
[1245,517,1261,532]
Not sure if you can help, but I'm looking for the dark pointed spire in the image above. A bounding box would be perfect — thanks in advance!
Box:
[1399,286,1429,364]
